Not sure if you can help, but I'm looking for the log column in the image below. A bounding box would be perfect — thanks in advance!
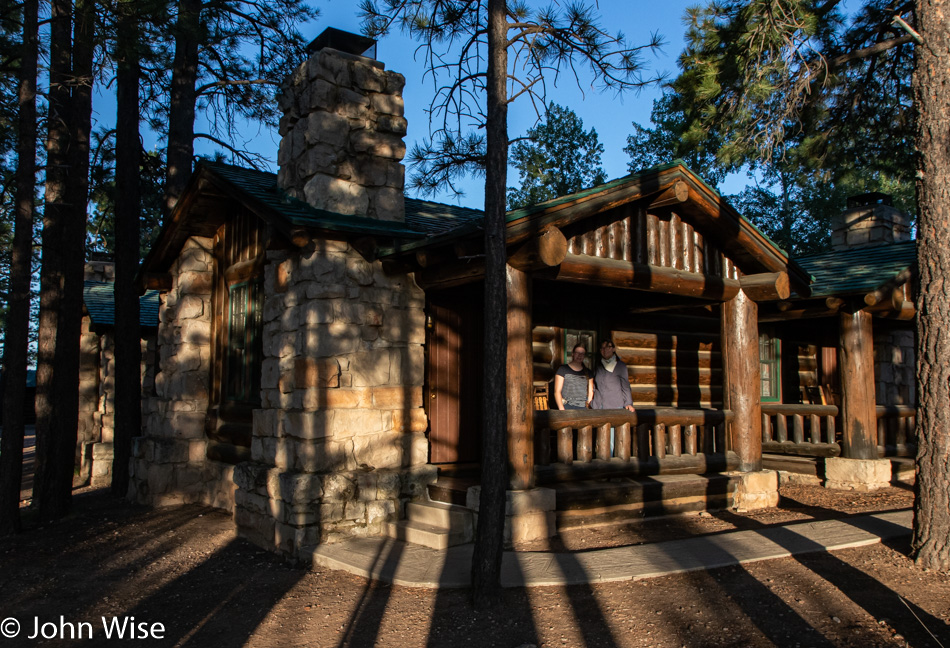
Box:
[838,309,878,459]
[507,263,534,489]
[721,289,762,472]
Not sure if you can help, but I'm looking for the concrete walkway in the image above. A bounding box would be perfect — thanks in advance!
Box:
[310,509,912,589]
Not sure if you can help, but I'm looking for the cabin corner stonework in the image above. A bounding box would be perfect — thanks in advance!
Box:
[130,237,235,510]
[233,239,433,555]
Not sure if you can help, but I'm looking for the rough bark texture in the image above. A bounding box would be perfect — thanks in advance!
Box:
[0,0,38,535]
[912,0,950,571]
[112,0,142,496]
[164,0,201,219]
[720,289,761,472]
[471,0,509,606]
[838,310,879,460]
[33,0,74,520]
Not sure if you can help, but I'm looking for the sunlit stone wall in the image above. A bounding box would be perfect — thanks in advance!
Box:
[233,239,433,556]
[130,237,235,509]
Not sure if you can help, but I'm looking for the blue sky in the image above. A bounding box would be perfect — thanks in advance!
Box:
[186,0,748,208]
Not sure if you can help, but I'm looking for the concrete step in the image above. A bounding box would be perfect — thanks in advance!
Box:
[406,500,473,533]
[554,473,740,529]
[385,519,472,550]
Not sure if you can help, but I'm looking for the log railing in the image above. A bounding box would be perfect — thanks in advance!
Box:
[876,405,917,457]
[533,408,736,482]
[761,403,840,457]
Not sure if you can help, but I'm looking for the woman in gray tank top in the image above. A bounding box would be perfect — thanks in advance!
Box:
[554,344,593,410]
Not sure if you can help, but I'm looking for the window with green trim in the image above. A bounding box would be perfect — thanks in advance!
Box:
[225,278,263,403]
[759,332,781,402]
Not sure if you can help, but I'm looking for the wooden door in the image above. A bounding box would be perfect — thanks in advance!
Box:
[427,295,482,464]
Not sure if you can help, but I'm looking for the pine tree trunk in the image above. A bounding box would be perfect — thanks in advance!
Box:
[33,0,75,519]
[912,0,950,571]
[164,0,201,219]
[34,0,94,520]
[112,0,142,497]
[0,0,39,535]
[471,0,509,606]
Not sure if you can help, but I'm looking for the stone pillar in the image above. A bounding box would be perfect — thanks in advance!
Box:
[130,237,234,508]
[720,289,762,472]
[234,239,435,556]
[77,315,101,484]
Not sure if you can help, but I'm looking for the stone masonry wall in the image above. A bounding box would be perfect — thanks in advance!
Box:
[130,237,235,509]
[831,204,912,251]
[874,328,915,406]
[276,47,407,222]
[233,239,434,556]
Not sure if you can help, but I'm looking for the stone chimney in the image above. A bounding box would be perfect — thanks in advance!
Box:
[277,28,407,222]
[831,192,912,251]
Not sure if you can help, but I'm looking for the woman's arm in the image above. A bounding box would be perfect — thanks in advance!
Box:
[554,373,566,410]
[587,376,594,407]
[620,361,635,411]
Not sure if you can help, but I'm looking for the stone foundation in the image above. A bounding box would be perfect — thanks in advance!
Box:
[466,487,557,545]
[824,457,892,491]
[732,470,780,511]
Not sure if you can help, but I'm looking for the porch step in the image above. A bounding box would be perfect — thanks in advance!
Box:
[554,473,740,528]
[385,500,474,549]
[427,475,477,507]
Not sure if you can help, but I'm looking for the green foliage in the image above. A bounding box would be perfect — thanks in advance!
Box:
[143,0,318,165]
[507,104,605,209]
[86,130,164,262]
[361,0,662,198]
[673,0,915,184]
[624,90,728,187]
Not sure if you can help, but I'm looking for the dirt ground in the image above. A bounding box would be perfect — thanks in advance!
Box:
[1,484,948,648]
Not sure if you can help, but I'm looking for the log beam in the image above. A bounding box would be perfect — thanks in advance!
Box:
[554,253,741,300]
[838,309,879,460]
[508,226,568,271]
[507,263,535,490]
[739,271,790,301]
[142,272,172,291]
[648,180,689,209]
[721,289,762,471]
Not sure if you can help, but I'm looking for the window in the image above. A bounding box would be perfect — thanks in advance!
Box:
[759,332,781,402]
[564,329,596,370]
[225,278,263,403]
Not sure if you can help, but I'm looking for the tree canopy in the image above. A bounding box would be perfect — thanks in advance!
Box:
[507,103,605,209]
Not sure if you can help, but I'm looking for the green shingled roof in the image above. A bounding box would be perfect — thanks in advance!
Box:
[204,162,464,239]
[84,281,160,328]
[794,240,916,297]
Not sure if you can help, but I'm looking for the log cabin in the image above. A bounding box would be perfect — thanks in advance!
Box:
[129,28,917,556]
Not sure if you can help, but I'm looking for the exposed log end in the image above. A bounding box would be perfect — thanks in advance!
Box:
[740,271,790,301]
[508,226,568,271]
[290,228,312,247]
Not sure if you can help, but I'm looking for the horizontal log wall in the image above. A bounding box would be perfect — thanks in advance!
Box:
[615,327,722,407]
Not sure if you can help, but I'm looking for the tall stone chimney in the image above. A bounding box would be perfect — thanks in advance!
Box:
[831,192,912,250]
[277,28,407,222]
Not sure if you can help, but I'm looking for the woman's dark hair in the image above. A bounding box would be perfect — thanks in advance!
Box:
[572,343,587,353]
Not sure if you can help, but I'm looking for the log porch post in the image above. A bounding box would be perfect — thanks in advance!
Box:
[838,309,879,459]
[721,288,762,472]
[507,263,535,489]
